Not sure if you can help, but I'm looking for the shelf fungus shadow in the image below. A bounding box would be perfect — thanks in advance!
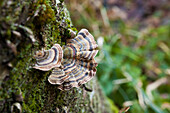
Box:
[33,29,98,90]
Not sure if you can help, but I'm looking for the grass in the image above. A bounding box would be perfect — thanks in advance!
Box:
[65,0,170,113]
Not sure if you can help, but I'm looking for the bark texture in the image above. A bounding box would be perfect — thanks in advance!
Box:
[0,0,111,112]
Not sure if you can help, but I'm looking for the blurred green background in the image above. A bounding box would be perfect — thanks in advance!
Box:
[65,0,170,113]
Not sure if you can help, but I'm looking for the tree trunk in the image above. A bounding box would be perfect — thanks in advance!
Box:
[0,0,112,112]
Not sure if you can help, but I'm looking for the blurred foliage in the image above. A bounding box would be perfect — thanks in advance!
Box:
[65,0,170,113]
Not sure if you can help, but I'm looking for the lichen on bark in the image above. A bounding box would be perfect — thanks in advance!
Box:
[0,0,112,112]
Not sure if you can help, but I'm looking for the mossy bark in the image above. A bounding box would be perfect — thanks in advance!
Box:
[0,0,111,112]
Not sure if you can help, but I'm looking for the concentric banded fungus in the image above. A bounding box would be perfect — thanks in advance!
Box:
[33,29,98,90]
[33,44,63,71]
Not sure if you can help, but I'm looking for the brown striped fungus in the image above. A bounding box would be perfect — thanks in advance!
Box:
[33,29,98,90]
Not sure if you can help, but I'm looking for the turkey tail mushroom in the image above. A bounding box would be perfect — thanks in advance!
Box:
[33,29,98,90]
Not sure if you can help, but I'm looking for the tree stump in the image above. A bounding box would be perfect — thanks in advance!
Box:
[0,0,112,112]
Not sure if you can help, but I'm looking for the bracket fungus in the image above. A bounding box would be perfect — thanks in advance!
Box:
[33,29,98,90]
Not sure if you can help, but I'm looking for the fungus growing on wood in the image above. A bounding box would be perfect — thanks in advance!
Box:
[33,29,98,90]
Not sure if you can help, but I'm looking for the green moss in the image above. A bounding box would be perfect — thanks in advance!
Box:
[30,0,56,26]
[0,0,78,112]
